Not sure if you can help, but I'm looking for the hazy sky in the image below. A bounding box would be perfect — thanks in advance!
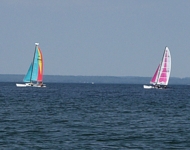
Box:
[1,0,190,78]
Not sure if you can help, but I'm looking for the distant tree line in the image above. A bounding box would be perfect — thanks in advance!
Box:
[1,74,190,85]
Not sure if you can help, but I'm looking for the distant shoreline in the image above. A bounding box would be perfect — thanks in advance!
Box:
[0,74,190,85]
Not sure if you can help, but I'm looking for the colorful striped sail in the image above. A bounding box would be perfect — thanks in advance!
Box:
[23,43,44,83]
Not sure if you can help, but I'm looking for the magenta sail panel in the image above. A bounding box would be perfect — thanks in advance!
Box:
[150,64,160,84]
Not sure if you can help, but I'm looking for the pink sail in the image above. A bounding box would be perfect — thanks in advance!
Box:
[149,47,171,86]
[158,54,167,83]
[157,47,171,85]
[150,64,160,85]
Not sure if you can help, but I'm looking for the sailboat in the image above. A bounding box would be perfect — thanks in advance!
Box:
[143,47,171,89]
[16,43,46,87]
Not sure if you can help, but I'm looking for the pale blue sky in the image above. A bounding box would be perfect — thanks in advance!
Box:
[0,0,190,78]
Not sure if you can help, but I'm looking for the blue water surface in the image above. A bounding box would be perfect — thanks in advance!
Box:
[0,83,190,149]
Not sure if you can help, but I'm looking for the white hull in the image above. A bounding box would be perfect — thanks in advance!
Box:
[143,85,154,89]
[143,85,167,89]
[16,84,27,87]
[16,83,46,87]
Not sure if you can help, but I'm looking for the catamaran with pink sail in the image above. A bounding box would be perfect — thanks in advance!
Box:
[16,43,46,87]
[143,47,171,89]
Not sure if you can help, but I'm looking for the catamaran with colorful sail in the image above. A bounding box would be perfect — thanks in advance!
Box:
[16,43,46,87]
[143,47,171,89]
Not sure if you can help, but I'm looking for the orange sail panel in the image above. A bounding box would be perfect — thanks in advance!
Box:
[37,47,43,82]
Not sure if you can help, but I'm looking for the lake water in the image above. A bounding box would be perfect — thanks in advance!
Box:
[0,82,190,149]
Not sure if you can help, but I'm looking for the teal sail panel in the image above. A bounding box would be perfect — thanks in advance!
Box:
[23,63,33,82]
[31,46,39,81]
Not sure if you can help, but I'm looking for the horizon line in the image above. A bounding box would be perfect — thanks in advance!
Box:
[0,74,189,79]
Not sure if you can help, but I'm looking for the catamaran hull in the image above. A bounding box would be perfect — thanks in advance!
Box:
[143,85,167,89]
[16,83,27,87]
[143,85,154,89]
[16,83,46,87]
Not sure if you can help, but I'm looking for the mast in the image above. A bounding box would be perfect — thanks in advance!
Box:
[30,43,39,82]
